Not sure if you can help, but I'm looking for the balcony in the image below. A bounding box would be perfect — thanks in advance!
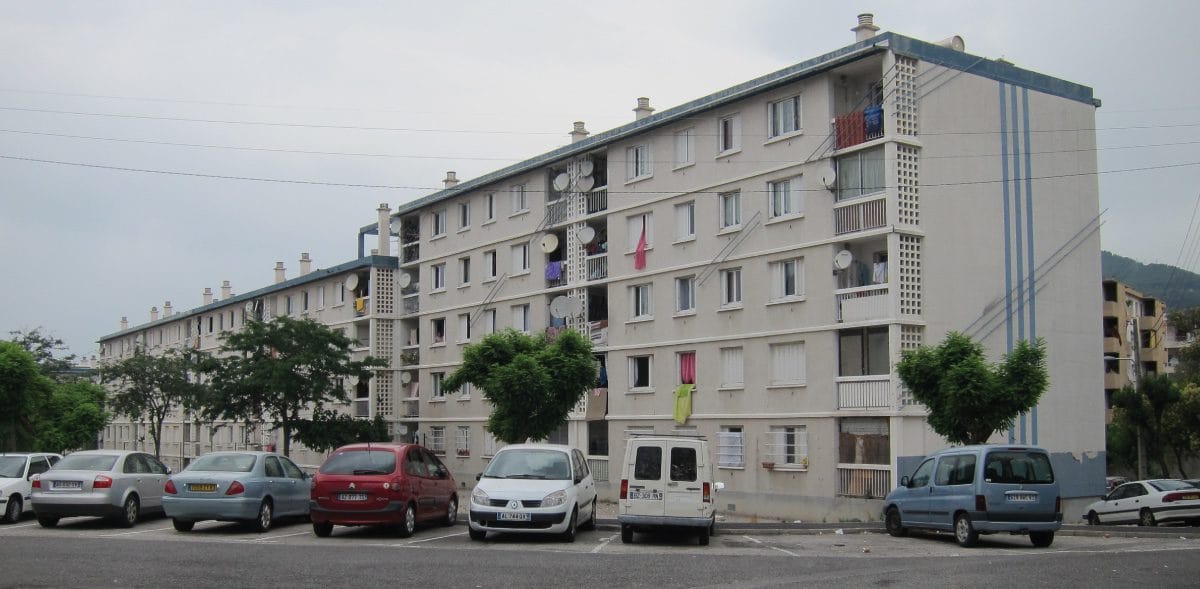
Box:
[402,294,419,316]
[569,387,608,420]
[837,376,894,409]
[586,254,608,281]
[1103,336,1121,355]
[401,242,419,265]
[587,319,608,347]
[587,456,609,482]
[836,464,892,499]
[834,197,886,235]
[545,260,567,288]
[587,187,608,215]
[836,285,889,322]
[353,399,369,418]
[546,199,569,227]
[834,105,884,150]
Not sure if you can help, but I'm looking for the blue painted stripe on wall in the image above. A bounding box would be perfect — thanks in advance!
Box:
[1023,87,1038,445]
[999,82,1016,444]
[1011,84,1027,444]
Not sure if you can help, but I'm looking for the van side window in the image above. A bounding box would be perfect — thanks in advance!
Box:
[908,458,934,488]
[670,447,697,482]
[634,446,662,480]
[935,455,976,486]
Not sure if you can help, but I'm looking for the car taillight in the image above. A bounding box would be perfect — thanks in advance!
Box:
[226,481,245,496]
[31,475,41,489]
[1163,492,1187,503]
[1055,496,1062,513]
[164,480,177,494]
[974,494,987,512]
[702,482,712,503]
[93,475,113,489]
[620,479,628,500]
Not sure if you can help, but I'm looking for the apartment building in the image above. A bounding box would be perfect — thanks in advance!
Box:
[1102,279,1169,421]
[99,15,1106,519]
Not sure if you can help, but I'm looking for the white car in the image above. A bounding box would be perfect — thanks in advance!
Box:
[0,453,62,523]
[468,444,597,542]
[1084,479,1200,526]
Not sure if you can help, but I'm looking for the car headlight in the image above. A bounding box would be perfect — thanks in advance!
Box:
[472,487,490,505]
[541,489,567,508]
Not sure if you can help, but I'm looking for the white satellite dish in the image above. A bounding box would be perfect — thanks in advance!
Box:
[833,249,854,271]
[400,371,412,384]
[345,273,360,291]
[398,272,412,288]
[244,301,255,314]
[540,234,559,253]
[389,218,402,235]
[553,173,570,192]
[576,175,595,192]
[577,226,596,244]
[549,296,571,319]
[820,164,838,191]
[566,296,584,317]
[579,160,594,177]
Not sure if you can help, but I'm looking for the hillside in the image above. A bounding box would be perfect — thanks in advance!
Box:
[1102,251,1200,311]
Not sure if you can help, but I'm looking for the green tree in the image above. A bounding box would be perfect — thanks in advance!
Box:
[0,341,50,451]
[34,380,108,452]
[1169,307,1200,384]
[442,328,596,444]
[8,328,76,381]
[895,332,1048,445]
[1110,374,1180,477]
[102,348,202,459]
[291,408,391,454]
[206,316,386,457]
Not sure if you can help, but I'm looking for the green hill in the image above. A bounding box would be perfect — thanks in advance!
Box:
[1102,251,1200,311]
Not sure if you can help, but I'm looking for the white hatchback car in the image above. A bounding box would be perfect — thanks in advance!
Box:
[0,453,62,523]
[1084,479,1200,526]
[468,444,596,542]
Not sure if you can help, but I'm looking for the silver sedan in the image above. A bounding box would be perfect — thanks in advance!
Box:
[31,450,169,528]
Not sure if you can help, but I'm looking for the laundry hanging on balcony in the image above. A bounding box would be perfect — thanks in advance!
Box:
[545,260,564,280]
[673,383,695,425]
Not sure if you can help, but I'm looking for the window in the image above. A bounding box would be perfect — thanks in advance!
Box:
[431,372,445,399]
[459,257,471,286]
[718,114,741,153]
[768,176,803,218]
[770,258,804,300]
[483,431,500,456]
[317,286,325,309]
[302,291,309,312]
[512,303,529,333]
[677,351,696,385]
[630,283,652,319]
[675,275,695,313]
[511,243,529,274]
[429,426,446,454]
[766,426,809,467]
[431,318,446,345]
[768,95,801,138]
[720,347,743,388]
[674,128,695,167]
[511,183,528,213]
[718,426,745,467]
[483,250,497,279]
[458,202,470,230]
[626,144,650,180]
[838,417,890,465]
[456,426,471,457]
[674,201,695,241]
[432,209,447,237]
[432,263,446,291]
[486,193,496,221]
[839,326,890,376]
[336,281,346,304]
[720,268,742,307]
[769,342,806,385]
[627,213,653,251]
[458,313,472,343]
[483,309,496,334]
[634,446,662,481]
[719,191,741,229]
[285,296,294,316]
[836,146,885,201]
[935,454,977,486]
[459,381,473,400]
[629,355,653,390]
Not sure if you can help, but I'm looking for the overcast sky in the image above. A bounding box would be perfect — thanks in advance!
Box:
[2,1,1198,359]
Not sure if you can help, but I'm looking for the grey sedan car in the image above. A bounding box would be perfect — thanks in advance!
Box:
[31,450,169,528]
[163,451,311,532]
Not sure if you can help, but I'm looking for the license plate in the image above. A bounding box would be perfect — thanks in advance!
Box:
[53,481,82,490]
[189,483,217,493]
[628,489,663,500]
[339,493,368,502]
[1007,493,1037,502]
[497,512,531,521]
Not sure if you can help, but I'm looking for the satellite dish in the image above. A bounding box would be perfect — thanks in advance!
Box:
[579,160,594,177]
[820,164,838,191]
[833,249,854,271]
[566,296,584,317]
[577,226,596,244]
[576,175,595,192]
[390,218,402,235]
[550,296,571,319]
[400,372,412,384]
[345,274,360,291]
[540,234,559,253]
[244,301,255,314]
[553,173,570,192]
[399,272,412,288]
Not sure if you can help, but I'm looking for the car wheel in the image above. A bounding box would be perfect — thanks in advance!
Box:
[561,507,577,543]
[37,515,58,528]
[252,499,273,533]
[312,522,333,537]
[396,503,416,538]
[118,495,140,528]
[468,527,486,541]
[3,495,21,524]
[1087,511,1101,526]
[578,501,595,531]
[172,519,195,532]
[698,524,710,546]
[1030,531,1054,547]
[954,513,978,547]
[620,523,633,544]
[1139,508,1157,527]
[443,496,458,527]
[885,507,908,537]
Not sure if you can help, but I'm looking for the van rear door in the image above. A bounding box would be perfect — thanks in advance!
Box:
[625,441,668,519]
[981,449,1059,523]
[664,442,705,519]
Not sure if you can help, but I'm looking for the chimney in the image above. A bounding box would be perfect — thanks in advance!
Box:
[203,287,213,305]
[120,316,128,331]
[274,262,286,284]
[443,171,459,188]
[299,253,312,276]
[221,280,232,299]
[569,121,589,143]
[150,306,159,321]
[376,203,392,257]
[633,97,655,120]
[163,301,173,317]
[852,13,880,42]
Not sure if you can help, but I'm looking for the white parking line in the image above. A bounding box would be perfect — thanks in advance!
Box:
[389,531,466,546]
[591,534,616,553]
[742,535,762,544]
[770,546,799,557]
[239,530,312,542]
[98,526,173,537]
[0,522,40,531]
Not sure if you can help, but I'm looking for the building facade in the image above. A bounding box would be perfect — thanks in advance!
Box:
[1101,279,1169,421]
[100,15,1106,520]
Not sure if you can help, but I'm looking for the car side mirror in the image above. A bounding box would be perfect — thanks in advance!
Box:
[166,467,173,475]
[900,475,910,487]
[714,482,726,492]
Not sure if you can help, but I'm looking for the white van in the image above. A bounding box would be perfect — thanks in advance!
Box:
[617,434,724,545]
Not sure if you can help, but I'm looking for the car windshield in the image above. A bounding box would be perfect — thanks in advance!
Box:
[0,456,26,478]
[1149,480,1196,492]
[56,454,119,471]
[187,454,257,473]
[320,449,397,475]
[982,451,1054,484]
[483,449,571,480]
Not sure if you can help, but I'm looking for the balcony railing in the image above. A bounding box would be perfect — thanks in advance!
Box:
[836,285,889,322]
[402,295,419,315]
[587,320,608,347]
[545,260,567,288]
[353,399,369,418]
[837,376,893,409]
[836,464,892,498]
[834,106,884,150]
[834,197,886,235]
[586,254,608,281]
[401,242,419,264]
[587,457,609,482]
[587,188,608,214]
[546,199,568,227]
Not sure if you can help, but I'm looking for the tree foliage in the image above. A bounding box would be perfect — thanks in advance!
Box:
[205,316,386,456]
[35,381,108,452]
[442,328,596,444]
[1110,375,1198,478]
[895,332,1047,445]
[102,348,203,459]
[291,408,391,454]
[0,341,49,450]
[8,328,76,381]
[1168,307,1200,384]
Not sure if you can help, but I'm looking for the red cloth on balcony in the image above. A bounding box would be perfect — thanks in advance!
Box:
[836,112,866,149]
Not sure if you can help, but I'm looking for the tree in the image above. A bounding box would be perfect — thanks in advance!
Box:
[1168,307,1200,384]
[895,332,1047,445]
[442,328,596,444]
[9,328,76,381]
[34,380,108,452]
[291,408,391,454]
[102,348,203,459]
[206,316,386,457]
[0,341,50,451]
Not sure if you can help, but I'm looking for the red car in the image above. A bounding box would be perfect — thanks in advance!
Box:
[310,443,458,538]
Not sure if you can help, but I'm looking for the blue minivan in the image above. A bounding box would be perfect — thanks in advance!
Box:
[882,445,1061,547]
